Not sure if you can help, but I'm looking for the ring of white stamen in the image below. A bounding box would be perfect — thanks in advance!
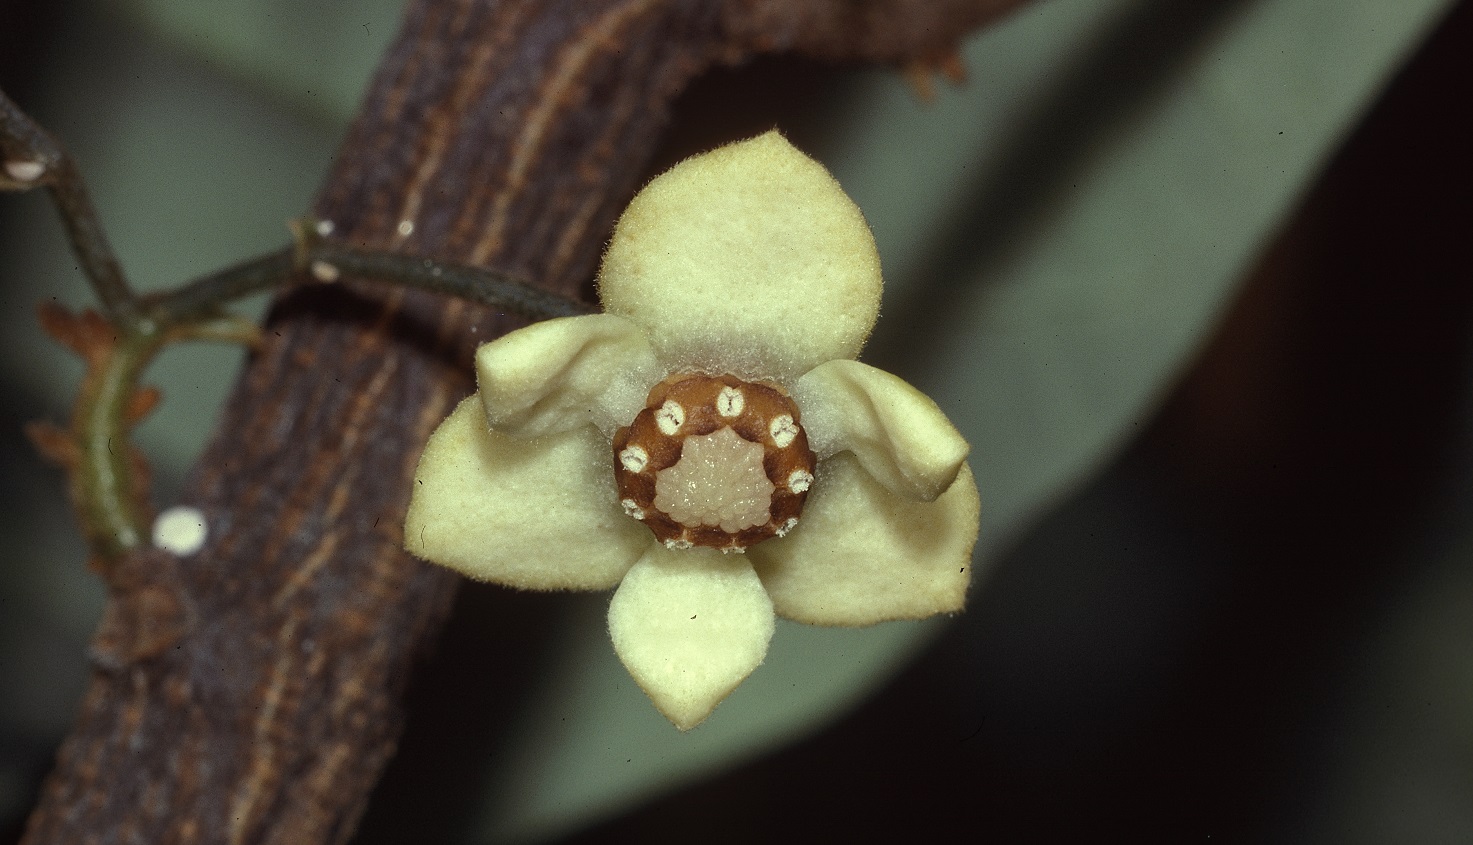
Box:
[621,498,645,520]
[619,445,649,473]
[775,517,799,538]
[612,373,817,550]
[770,414,798,448]
[787,469,814,493]
[655,400,685,435]
[716,386,745,417]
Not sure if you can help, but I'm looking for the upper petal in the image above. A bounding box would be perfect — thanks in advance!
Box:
[751,452,980,627]
[405,395,649,590]
[793,359,970,501]
[475,313,662,439]
[607,544,775,730]
[597,131,882,384]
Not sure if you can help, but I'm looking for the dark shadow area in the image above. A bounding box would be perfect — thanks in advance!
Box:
[552,2,1472,842]
[352,585,575,845]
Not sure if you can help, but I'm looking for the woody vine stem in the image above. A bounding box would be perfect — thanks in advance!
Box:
[1,86,591,570]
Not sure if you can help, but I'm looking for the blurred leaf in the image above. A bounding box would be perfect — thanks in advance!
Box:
[119,0,402,122]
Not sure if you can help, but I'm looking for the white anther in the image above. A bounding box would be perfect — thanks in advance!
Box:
[720,545,747,555]
[152,506,208,555]
[310,260,341,282]
[397,219,415,237]
[5,159,45,182]
[787,469,814,493]
[664,538,693,550]
[621,498,645,520]
[313,219,335,236]
[655,400,685,435]
[775,517,799,538]
[769,414,799,448]
[619,445,649,473]
[716,386,745,417]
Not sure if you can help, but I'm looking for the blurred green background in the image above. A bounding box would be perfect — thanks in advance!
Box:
[2,0,1468,841]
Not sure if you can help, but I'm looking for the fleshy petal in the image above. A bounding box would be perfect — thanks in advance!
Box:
[598,131,882,384]
[751,452,980,626]
[607,544,775,730]
[405,396,648,590]
[475,313,662,439]
[793,359,970,501]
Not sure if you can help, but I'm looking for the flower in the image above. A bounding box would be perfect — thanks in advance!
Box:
[404,132,980,730]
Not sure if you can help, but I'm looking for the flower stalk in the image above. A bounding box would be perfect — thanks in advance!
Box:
[4,85,590,570]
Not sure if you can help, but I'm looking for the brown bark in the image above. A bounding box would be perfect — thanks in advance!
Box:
[21,1,1028,842]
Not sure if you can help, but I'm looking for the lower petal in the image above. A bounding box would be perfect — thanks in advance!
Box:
[751,452,980,627]
[607,545,775,730]
[405,396,649,590]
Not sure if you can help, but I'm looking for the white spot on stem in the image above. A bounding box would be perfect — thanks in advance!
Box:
[310,260,341,282]
[153,506,208,555]
[4,159,45,182]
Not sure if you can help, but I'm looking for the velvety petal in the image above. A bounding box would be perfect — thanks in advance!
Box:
[793,359,970,501]
[598,131,882,384]
[475,314,662,439]
[751,452,980,626]
[405,396,648,590]
[607,544,775,730]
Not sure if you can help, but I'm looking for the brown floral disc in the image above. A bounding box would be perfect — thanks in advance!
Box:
[612,373,817,552]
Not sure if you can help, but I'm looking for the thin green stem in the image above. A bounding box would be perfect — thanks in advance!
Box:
[147,248,296,324]
[2,87,138,321]
[11,77,591,564]
[308,240,596,319]
[150,225,595,324]
[73,328,166,558]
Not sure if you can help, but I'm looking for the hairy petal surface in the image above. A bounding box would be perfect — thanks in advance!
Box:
[793,359,970,501]
[607,545,775,730]
[405,396,648,590]
[751,453,980,626]
[475,314,662,439]
[598,131,881,384]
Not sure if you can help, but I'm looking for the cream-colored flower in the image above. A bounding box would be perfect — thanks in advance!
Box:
[405,132,980,730]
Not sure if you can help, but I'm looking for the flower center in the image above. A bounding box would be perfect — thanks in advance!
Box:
[612,373,816,552]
